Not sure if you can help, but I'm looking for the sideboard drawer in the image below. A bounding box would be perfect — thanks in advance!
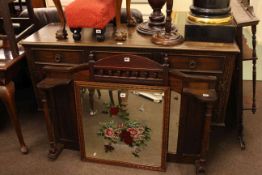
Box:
[92,51,154,61]
[33,49,85,65]
[168,55,225,72]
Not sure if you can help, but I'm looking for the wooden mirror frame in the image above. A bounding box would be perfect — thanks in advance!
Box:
[74,81,170,171]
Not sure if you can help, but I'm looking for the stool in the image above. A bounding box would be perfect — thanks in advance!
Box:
[64,0,116,41]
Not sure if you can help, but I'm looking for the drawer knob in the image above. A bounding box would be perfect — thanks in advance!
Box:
[54,54,63,63]
[188,60,197,69]
[124,57,130,62]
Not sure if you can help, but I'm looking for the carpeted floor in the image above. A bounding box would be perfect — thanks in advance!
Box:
[0,81,261,175]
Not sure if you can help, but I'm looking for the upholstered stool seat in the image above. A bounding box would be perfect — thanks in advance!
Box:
[64,0,116,41]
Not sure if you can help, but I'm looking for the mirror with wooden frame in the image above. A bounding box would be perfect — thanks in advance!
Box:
[74,81,170,171]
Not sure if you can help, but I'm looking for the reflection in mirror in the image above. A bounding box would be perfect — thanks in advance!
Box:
[168,91,181,154]
[75,82,169,170]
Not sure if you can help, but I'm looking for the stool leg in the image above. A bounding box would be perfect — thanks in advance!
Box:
[0,81,28,154]
[114,0,127,41]
[126,0,136,26]
[52,0,68,40]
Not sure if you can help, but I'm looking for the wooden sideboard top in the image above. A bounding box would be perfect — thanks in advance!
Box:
[21,23,239,54]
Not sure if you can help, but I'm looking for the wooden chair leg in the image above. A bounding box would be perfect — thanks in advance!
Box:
[52,0,68,40]
[126,0,136,26]
[114,0,127,41]
[0,81,28,154]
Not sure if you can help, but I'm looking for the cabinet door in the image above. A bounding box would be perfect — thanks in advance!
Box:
[168,70,216,162]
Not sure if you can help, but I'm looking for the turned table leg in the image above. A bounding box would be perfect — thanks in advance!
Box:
[0,81,28,154]
[41,93,64,160]
[195,93,216,175]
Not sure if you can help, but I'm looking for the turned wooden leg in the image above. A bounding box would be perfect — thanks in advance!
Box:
[52,0,68,40]
[0,81,28,154]
[114,0,127,41]
[41,93,63,160]
[126,0,136,26]
[196,103,214,175]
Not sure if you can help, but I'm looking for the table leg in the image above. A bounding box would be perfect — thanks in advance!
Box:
[0,81,28,154]
[41,93,64,160]
[195,103,213,175]
[237,57,246,150]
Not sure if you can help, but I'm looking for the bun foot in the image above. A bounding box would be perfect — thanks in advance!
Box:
[94,28,106,42]
[20,145,29,154]
[195,159,206,175]
[56,29,68,40]
[127,17,137,27]
[48,143,64,160]
[70,28,82,41]
[115,30,127,41]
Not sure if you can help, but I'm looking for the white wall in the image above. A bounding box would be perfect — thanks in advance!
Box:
[173,0,191,11]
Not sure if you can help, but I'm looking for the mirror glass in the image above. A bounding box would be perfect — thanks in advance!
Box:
[75,82,168,170]
[168,91,181,154]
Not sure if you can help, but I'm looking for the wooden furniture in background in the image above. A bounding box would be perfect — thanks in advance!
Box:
[0,51,28,154]
[0,0,37,154]
[31,0,46,8]
[230,0,259,149]
[0,0,37,58]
